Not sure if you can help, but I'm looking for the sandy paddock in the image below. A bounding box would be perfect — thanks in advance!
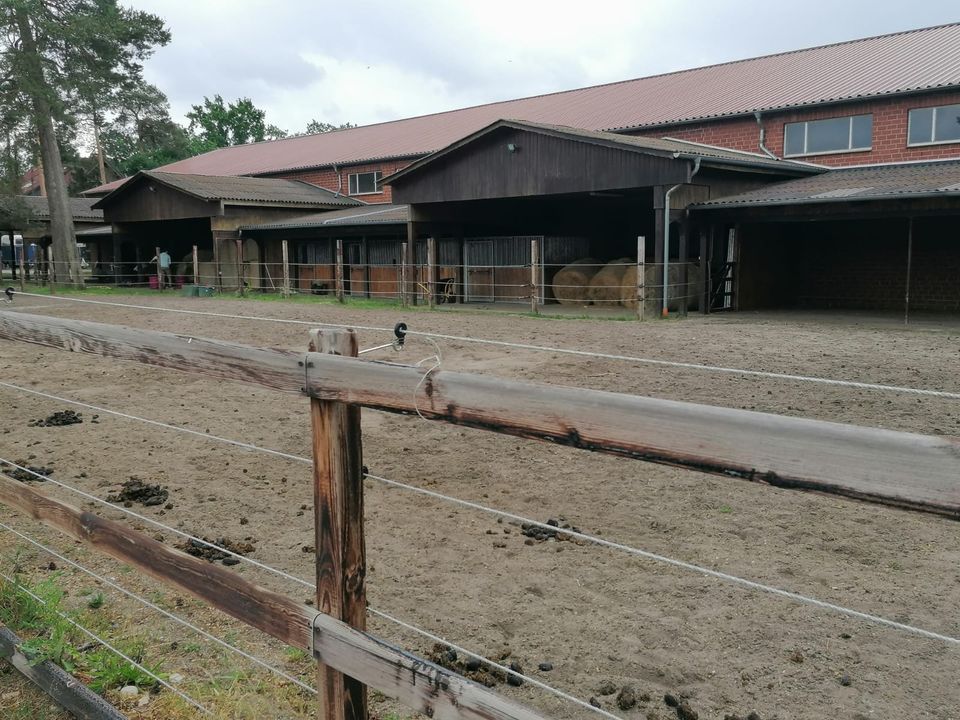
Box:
[0,295,958,720]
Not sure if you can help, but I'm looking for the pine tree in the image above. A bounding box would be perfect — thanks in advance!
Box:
[0,0,169,287]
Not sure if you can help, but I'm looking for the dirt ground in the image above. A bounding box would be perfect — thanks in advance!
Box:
[1,294,959,720]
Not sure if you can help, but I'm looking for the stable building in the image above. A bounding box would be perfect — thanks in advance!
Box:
[92,171,360,290]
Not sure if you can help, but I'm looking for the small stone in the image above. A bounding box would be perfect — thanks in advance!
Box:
[538,662,553,672]
[119,685,139,698]
[465,658,481,672]
[839,673,852,687]
[617,686,637,710]
[746,712,762,720]
[169,673,184,684]
[597,681,617,696]
[677,701,699,720]
[239,517,248,525]
[137,695,150,707]
[46,562,57,571]
[524,539,535,546]
[589,697,602,708]
[664,693,679,708]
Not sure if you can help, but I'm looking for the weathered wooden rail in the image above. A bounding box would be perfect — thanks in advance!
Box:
[1,309,959,720]
[1,311,958,516]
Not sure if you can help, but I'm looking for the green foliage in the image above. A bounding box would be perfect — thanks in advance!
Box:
[303,119,356,135]
[86,642,162,692]
[0,194,38,230]
[186,95,287,148]
[86,591,105,609]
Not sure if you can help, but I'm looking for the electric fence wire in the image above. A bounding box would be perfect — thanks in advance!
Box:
[0,568,212,715]
[0,518,317,694]
[1,386,957,650]
[6,289,959,400]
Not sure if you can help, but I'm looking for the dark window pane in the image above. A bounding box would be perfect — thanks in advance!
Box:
[933,103,960,143]
[909,107,934,144]
[348,174,359,194]
[806,117,851,153]
[783,122,805,156]
[851,115,872,148]
[350,172,380,194]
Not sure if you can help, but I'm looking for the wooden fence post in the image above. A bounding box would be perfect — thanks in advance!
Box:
[282,239,290,298]
[335,238,345,303]
[636,236,645,321]
[213,236,222,294]
[155,245,162,291]
[192,245,199,287]
[530,238,539,315]
[426,236,435,309]
[399,241,408,307]
[308,329,367,720]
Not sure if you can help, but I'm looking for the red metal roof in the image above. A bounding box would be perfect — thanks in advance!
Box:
[111,23,960,182]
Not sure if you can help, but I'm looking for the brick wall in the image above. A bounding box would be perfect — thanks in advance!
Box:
[272,159,414,204]
[632,90,960,167]
[740,218,960,311]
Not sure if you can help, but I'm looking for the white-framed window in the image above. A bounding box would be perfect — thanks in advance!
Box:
[783,115,872,157]
[907,103,960,146]
[348,171,382,195]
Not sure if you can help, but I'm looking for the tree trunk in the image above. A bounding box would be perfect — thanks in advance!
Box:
[14,9,84,288]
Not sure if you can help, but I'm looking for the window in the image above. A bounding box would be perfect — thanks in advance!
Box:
[783,115,872,157]
[908,103,960,146]
[348,171,382,195]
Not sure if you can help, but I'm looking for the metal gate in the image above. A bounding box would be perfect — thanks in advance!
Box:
[464,240,494,302]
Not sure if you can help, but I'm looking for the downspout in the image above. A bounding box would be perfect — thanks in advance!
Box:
[332,164,342,197]
[662,156,701,317]
[754,111,778,159]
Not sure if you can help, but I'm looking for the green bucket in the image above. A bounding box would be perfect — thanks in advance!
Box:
[180,284,200,297]
[197,286,216,298]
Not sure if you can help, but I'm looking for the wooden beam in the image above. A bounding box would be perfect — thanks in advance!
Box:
[0,472,314,648]
[309,329,367,720]
[335,238,345,303]
[0,625,128,720]
[1,312,959,516]
[0,474,547,720]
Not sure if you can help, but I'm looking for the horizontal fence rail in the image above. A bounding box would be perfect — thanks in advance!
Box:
[1,310,958,517]
[0,471,545,720]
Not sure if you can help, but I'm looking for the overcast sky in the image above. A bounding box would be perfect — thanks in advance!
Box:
[130,0,959,135]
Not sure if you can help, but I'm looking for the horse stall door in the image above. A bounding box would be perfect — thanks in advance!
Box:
[465,240,495,302]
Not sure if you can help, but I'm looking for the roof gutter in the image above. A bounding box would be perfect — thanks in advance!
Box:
[662,156,701,317]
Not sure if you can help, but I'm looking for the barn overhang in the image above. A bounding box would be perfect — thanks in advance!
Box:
[384,119,819,205]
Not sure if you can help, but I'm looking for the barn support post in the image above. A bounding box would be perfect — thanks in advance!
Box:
[308,328,368,720]
[678,224,688,317]
[335,238,345,303]
[636,235,646,321]
[281,240,290,298]
[213,235,222,294]
[904,216,913,326]
[405,221,418,306]
[18,235,26,292]
[699,229,708,314]
[191,245,199,286]
[653,200,665,316]
[155,245,162,291]
[731,224,741,311]
[47,244,55,295]
[426,236,436,309]
[530,237,540,315]
[399,241,408,307]
[235,238,245,296]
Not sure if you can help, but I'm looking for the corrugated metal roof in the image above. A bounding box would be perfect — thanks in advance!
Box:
[94,171,362,209]
[127,23,960,179]
[13,195,104,221]
[241,204,409,232]
[693,160,960,208]
[386,120,821,185]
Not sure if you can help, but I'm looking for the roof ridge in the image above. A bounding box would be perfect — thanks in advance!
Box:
[163,22,960,156]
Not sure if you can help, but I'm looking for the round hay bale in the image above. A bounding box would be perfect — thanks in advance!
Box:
[552,258,602,305]
[587,257,633,305]
[622,263,703,314]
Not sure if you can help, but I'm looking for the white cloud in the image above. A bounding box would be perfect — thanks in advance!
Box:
[129,0,960,135]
